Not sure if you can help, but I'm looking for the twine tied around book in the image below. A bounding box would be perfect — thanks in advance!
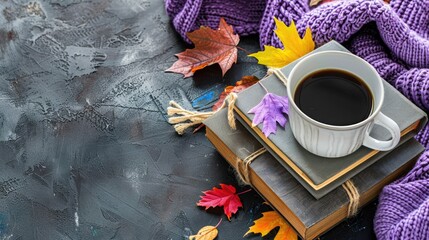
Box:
[342,180,360,217]
[309,0,323,6]
[235,148,267,185]
[167,93,237,134]
[271,68,288,86]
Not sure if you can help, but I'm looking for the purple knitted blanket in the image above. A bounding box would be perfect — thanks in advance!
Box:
[165,0,429,239]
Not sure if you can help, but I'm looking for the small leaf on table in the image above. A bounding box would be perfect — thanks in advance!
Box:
[212,75,259,111]
[189,218,222,240]
[245,211,297,240]
[197,184,243,220]
[166,18,239,78]
[189,226,218,240]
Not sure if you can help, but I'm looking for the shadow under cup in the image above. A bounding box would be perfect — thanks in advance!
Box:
[287,51,400,158]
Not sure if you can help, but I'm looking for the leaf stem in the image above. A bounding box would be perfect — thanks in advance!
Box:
[215,218,223,228]
[258,81,269,93]
[237,46,251,55]
[237,188,252,195]
[192,123,205,134]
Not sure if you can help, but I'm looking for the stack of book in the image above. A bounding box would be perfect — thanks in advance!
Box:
[204,41,427,239]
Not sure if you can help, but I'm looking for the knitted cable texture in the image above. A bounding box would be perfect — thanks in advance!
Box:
[165,0,266,42]
[374,152,429,240]
[165,0,429,239]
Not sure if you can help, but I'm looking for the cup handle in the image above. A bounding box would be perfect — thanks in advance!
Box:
[362,112,401,151]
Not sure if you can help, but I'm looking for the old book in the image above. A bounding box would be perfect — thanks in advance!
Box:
[233,41,427,198]
[204,108,424,240]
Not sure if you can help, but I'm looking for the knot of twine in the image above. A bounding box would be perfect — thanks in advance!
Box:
[167,93,237,135]
[342,180,360,217]
[235,148,267,185]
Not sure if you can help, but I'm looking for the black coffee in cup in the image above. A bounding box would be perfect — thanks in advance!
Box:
[294,69,372,126]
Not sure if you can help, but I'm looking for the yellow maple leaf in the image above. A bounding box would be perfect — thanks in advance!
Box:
[245,211,297,240]
[249,18,315,68]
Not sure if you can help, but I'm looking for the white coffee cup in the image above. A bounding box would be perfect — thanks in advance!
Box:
[287,51,400,158]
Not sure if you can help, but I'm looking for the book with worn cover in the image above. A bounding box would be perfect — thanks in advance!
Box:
[204,108,424,240]
[233,41,427,198]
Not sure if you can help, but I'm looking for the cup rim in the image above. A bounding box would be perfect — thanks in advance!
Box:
[287,50,384,130]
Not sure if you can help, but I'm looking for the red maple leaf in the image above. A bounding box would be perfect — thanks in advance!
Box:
[166,18,239,78]
[197,184,245,220]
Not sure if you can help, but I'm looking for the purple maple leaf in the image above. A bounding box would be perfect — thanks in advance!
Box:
[248,93,289,137]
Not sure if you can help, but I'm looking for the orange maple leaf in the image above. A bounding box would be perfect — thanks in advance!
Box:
[245,211,297,240]
[196,184,244,220]
[212,75,259,111]
[166,18,239,78]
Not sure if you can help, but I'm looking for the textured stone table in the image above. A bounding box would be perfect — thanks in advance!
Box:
[0,0,375,239]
